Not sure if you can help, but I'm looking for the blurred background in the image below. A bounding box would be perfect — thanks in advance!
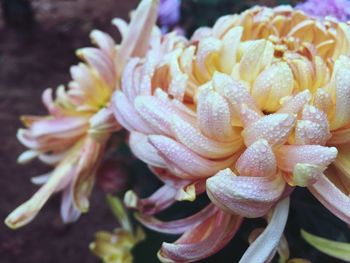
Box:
[0,0,349,262]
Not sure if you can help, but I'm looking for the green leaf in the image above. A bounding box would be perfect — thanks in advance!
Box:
[106,194,133,233]
[301,229,350,261]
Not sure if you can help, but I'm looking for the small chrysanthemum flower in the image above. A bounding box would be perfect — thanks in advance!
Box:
[5,0,159,229]
[158,0,181,32]
[90,195,145,263]
[112,5,350,262]
[296,0,350,21]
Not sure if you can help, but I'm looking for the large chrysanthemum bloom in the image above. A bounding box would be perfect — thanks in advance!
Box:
[5,0,159,229]
[112,5,350,262]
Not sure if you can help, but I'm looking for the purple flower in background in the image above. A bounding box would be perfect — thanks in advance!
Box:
[158,0,181,32]
[296,0,350,21]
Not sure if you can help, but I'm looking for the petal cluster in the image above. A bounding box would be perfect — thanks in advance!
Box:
[112,5,350,262]
[6,0,159,229]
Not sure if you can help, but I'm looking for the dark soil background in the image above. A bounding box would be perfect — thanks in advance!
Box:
[0,1,348,263]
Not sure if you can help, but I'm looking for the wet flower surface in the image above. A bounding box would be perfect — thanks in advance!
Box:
[112,5,350,262]
[5,1,350,262]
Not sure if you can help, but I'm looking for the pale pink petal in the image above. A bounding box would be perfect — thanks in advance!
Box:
[302,105,329,129]
[111,18,128,40]
[190,27,212,43]
[30,116,88,138]
[121,58,141,100]
[158,211,242,263]
[88,107,121,135]
[242,113,296,146]
[277,90,312,114]
[171,114,243,159]
[42,88,61,116]
[293,105,331,145]
[236,139,276,177]
[17,150,38,164]
[77,47,115,89]
[247,229,290,262]
[111,91,153,133]
[213,72,261,125]
[61,186,81,223]
[309,174,350,224]
[70,63,100,103]
[276,145,338,172]
[90,29,116,59]
[134,96,175,136]
[197,85,237,141]
[17,128,77,153]
[30,173,51,185]
[206,169,285,217]
[129,132,166,168]
[118,0,159,71]
[149,135,239,179]
[136,204,217,234]
[38,151,67,165]
[295,120,330,145]
[195,37,221,81]
[239,197,290,263]
[239,104,261,127]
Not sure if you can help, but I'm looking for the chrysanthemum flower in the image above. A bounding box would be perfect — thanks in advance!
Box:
[112,5,350,262]
[158,0,181,32]
[5,0,159,229]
